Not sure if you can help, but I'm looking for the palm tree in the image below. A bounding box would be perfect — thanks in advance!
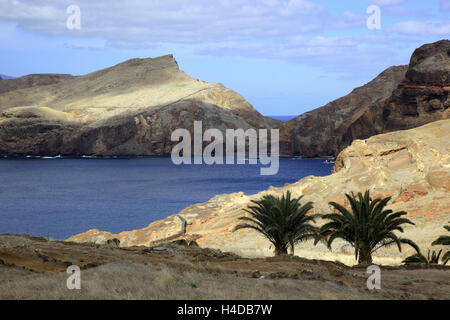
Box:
[432,222,450,265]
[403,249,444,265]
[234,191,317,256]
[317,190,419,265]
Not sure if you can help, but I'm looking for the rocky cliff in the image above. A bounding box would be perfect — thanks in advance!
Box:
[280,40,450,157]
[366,40,450,133]
[68,119,450,266]
[0,55,275,157]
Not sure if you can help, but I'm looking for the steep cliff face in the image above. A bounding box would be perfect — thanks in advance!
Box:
[368,40,450,133]
[280,40,450,157]
[68,120,450,266]
[0,55,275,157]
[279,65,407,156]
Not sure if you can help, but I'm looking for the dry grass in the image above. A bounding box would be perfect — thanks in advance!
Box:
[0,235,448,300]
[0,261,381,300]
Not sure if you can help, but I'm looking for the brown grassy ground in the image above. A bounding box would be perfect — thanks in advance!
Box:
[0,234,448,300]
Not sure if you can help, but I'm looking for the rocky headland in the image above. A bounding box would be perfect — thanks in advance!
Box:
[280,40,450,157]
[0,55,276,157]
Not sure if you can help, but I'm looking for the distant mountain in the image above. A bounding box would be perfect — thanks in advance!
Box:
[0,74,16,80]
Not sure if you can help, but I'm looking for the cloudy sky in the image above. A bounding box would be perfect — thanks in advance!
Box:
[0,0,449,115]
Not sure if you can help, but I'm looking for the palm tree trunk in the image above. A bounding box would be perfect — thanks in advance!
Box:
[274,245,288,256]
[358,249,373,265]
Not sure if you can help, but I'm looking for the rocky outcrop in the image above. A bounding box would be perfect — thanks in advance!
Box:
[68,119,450,265]
[0,55,276,157]
[280,40,450,157]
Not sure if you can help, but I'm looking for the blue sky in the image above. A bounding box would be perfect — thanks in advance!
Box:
[0,0,449,115]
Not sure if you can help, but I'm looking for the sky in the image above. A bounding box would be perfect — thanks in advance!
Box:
[0,0,449,115]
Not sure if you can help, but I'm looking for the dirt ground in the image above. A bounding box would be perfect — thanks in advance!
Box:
[0,234,448,300]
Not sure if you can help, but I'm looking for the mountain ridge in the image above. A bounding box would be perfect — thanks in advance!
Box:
[0,54,276,157]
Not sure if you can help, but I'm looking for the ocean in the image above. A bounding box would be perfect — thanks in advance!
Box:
[0,157,333,239]
[267,115,297,122]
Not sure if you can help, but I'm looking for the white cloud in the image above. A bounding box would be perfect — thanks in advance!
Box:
[331,11,366,29]
[0,0,330,46]
[390,20,450,36]
[0,0,382,49]
[371,0,406,6]
[196,35,407,75]
[0,0,443,78]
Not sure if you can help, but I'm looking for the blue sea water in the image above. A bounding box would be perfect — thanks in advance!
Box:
[0,157,333,239]
[267,115,297,122]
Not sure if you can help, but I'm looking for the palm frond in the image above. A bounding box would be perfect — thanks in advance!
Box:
[234,191,316,256]
[318,189,417,265]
